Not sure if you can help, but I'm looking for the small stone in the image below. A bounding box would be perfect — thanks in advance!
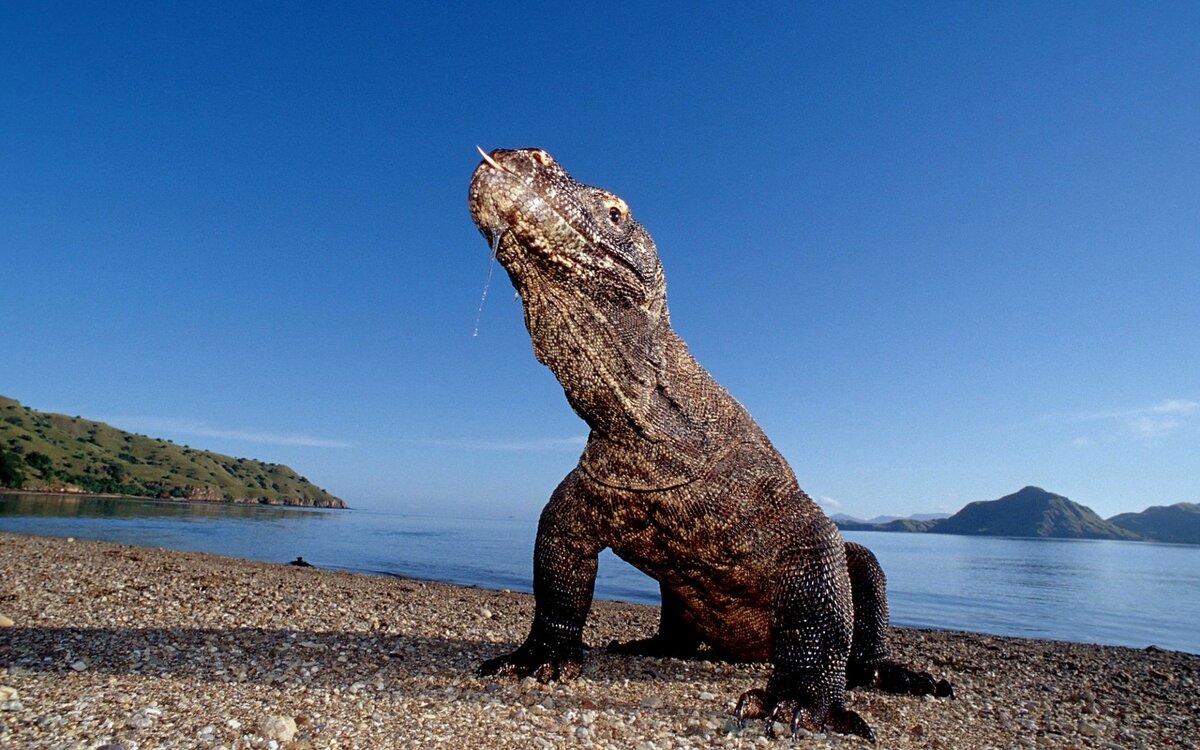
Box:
[259,714,297,742]
[540,696,556,709]
[1079,721,1103,737]
[639,695,664,709]
[227,718,242,729]
[0,614,14,627]
[575,726,590,739]
[519,677,538,689]
[70,660,87,672]
[480,607,493,619]
[0,686,18,701]
[1,699,23,712]
[127,713,153,729]
[698,691,716,700]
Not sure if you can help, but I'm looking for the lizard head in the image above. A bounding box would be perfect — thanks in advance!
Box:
[468,147,664,309]
[468,147,670,435]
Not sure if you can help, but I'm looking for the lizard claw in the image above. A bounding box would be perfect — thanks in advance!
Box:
[872,661,955,698]
[478,647,581,682]
[733,688,768,725]
[734,689,875,742]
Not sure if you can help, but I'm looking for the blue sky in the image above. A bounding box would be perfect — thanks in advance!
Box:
[3,2,1197,520]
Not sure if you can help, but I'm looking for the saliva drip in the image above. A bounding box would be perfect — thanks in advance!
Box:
[472,229,503,337]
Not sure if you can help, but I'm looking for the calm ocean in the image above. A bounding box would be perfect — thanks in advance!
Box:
[2,493,1197,655]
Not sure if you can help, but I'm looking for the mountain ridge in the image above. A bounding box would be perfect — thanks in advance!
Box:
[1109,503,1200,545]
[834,486,1199,545]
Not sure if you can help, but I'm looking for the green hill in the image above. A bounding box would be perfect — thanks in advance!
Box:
[929,486,1137,540]
[0,396,346,508]
[1109,503,1200,544]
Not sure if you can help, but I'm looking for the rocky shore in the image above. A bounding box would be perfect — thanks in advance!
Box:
[1,533,1196,750]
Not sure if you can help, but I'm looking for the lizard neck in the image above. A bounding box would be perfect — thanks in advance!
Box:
[528,300,757,489]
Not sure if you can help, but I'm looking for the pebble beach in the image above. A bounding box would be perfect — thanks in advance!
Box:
[1,532,1196,750]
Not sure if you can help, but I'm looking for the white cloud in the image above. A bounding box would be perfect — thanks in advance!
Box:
[1062,399,1197,443]
[411,436,587,452]
[1129,416,1181,439]
[1080,399,1199,421]
[817,495,841,510]
[108,417,355,449]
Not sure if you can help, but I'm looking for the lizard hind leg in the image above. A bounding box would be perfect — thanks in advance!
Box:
[607,583,704,658]
[844,541,953,698]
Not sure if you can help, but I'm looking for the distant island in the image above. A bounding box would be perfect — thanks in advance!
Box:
[0,396,346,509]
[835,486,1200,545]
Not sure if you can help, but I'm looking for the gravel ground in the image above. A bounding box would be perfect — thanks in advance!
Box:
[1,532,1196,750]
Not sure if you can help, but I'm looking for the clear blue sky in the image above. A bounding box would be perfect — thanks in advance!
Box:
[3,2,1197,520]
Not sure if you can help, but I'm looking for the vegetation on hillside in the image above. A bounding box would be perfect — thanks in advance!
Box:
[0,396,345,508]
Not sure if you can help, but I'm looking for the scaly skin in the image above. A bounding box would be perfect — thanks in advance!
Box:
[468,148,950,740]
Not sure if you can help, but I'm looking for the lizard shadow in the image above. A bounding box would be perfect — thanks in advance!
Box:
[0,625,764,711]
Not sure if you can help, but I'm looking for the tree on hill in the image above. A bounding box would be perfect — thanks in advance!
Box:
[0,450,25,486]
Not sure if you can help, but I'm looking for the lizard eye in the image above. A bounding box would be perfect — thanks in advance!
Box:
[608,206,622,225]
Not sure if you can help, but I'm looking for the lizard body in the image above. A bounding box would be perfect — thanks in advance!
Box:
[468,148,949,740]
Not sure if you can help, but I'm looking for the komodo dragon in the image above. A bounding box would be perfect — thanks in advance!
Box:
[468,147,951,741]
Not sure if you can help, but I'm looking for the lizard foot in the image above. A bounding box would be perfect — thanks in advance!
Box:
[734,689,875,742]
[606,635,700,658]
[856,660,953,698]
[478,645,581,682]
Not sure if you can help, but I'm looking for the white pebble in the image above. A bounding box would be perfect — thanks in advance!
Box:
[259,714,297,742]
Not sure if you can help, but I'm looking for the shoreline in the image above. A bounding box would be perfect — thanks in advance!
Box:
[0,488,349,510]
[1,533,1197,749]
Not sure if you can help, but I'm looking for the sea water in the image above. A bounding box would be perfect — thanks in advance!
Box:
[2,493,1197,654]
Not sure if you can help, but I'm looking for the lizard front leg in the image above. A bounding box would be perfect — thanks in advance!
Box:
[844,542,954,698]
[479,472,602,682]
[735,527,875,741]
